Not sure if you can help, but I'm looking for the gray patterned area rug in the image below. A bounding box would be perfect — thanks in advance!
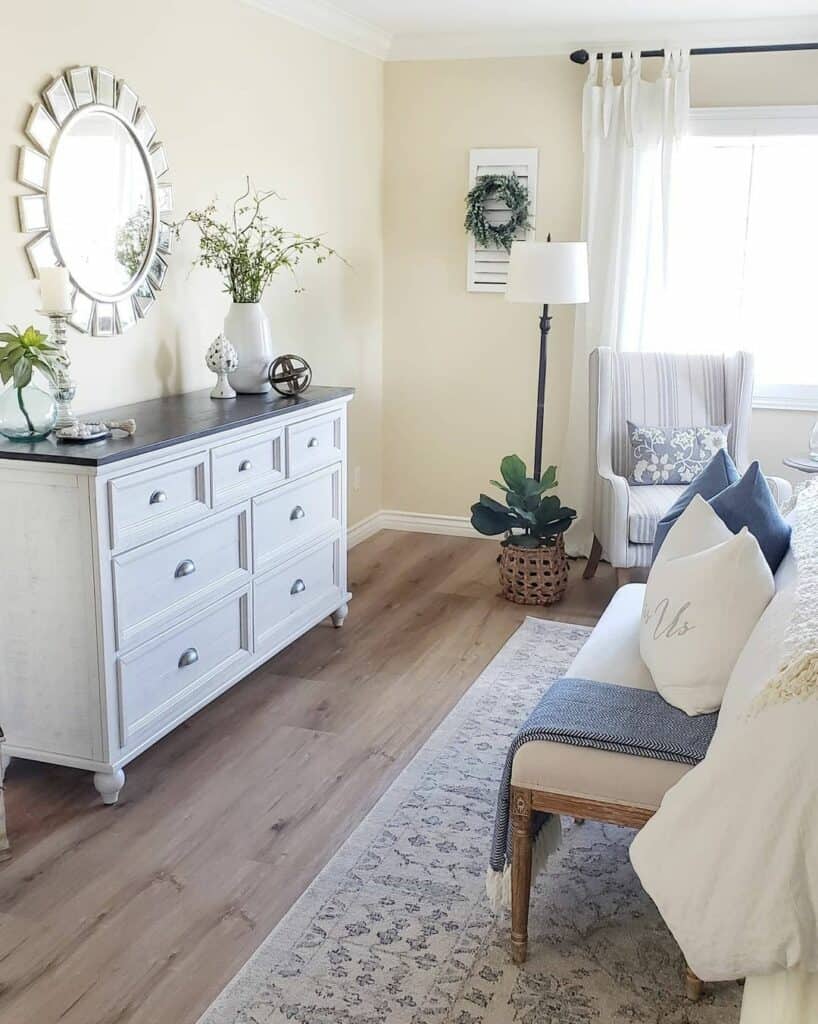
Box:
[200,617,741,1024]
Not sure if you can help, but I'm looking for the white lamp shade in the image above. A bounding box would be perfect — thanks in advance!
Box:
[505,241,589,305]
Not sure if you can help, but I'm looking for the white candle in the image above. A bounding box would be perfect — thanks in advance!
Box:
[39,267,72,314]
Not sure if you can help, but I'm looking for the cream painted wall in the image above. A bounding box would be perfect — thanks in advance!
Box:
[0,0,384,524]
[383,51,818,519]
[383,57,584,516]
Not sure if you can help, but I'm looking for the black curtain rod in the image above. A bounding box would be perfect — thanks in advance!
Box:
[570,42,818,64]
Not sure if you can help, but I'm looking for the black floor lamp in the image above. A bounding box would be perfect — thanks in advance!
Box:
[505,239,589,480]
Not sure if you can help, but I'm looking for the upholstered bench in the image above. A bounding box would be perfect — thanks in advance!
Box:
[509,583,703,1000]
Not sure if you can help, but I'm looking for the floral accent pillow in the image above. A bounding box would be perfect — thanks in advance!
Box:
[628,422,730,485]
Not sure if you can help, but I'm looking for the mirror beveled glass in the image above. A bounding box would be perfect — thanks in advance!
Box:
[18,66,173,335]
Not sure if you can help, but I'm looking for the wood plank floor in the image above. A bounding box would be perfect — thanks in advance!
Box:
[0,530,616,1024]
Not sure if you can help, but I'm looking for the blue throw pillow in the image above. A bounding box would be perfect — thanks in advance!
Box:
[651,449,740,560]
[710,461,791,574]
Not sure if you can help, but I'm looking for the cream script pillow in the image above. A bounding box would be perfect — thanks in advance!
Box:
[641,497,774,715]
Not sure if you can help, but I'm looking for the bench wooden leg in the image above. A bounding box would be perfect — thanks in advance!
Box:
[685,964,704,1002]
[583,535,603,579]
[510,786,533,964]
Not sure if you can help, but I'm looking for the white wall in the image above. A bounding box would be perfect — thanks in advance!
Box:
[0,0,384,523]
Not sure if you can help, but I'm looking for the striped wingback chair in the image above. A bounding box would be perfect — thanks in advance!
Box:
[583,348,791,583]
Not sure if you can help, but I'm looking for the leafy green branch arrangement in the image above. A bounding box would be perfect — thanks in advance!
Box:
[470,455,577,548]
[175,178,339,303]
[0,325,58,435]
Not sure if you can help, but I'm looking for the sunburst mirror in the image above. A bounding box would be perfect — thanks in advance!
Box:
[17,66,173,336]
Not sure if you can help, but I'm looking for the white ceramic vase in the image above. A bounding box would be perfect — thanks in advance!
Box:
[225,302,273,394]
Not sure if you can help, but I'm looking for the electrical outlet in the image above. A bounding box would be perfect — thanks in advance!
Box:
[352,466,361,492]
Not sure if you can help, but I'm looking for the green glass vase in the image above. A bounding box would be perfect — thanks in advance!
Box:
[0,380,58,441]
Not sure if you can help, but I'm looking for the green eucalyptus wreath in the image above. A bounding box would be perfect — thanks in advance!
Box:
[464,173,531,253]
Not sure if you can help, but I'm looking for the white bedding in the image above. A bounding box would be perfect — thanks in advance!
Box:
[630,485,818,986]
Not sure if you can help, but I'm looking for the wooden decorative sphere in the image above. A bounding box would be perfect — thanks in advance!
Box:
[267,354,312,396]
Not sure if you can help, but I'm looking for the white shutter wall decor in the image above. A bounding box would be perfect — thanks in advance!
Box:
[466,148,538,293]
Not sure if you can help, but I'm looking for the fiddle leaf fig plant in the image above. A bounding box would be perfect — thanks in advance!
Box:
[470,455,577,548]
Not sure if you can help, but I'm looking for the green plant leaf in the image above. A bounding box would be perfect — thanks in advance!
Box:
[520,477,543,498]
[539,465,558,489]
[521,489,542,512]
[537,516,575,537]
[13,358,32,388]
[534,494,561,524]
[489,480,509,493]
[478,493,508,515]
[470,502,513,536]
[500,454,527,493]
[30,356,57,385]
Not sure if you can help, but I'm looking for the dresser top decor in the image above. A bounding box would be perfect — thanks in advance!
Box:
[0,386,353,467]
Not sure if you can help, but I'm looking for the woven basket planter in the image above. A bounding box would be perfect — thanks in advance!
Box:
[498,534,569,606]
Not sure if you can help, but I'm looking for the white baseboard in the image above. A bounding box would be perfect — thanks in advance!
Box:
[346,511,384,548]
[347,509,493,547]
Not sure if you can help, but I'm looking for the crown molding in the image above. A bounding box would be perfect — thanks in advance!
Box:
[239,4,818,64]
[240,0,392,59]
[387,15,818,61]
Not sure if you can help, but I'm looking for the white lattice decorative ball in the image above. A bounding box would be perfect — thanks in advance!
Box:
[206,333,239,400]
[206,334,238,374]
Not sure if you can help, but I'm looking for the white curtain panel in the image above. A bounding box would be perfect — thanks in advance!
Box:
[560,49,690,556]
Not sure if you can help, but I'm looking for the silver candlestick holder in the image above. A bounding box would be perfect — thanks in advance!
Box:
[39,309,77,429]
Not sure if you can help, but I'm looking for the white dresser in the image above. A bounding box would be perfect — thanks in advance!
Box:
[0,387,352,803]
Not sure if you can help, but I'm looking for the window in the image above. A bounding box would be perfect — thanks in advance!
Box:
[663,106,818,410]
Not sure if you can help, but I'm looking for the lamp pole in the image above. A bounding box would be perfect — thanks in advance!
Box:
[533,303,551,481]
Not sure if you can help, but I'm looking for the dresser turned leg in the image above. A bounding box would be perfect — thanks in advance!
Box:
[93,768,126,805]
[0,752,11,776]
[331,602,349,628]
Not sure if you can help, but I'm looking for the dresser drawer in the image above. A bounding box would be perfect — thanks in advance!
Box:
[253,464,341,573]
[107,450,210,551]
[286,410,342,478]
[254,537,342,652]
[112,505,251,650]
[211,428,284,507]
[116,589,252,750]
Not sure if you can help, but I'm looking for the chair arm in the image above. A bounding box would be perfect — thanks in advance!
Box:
[592,469,631,569]
[765,475,793,509]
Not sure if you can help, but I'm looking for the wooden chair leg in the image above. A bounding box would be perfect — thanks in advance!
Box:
[685,965,704,1002]
[583,536,603,579]
[510,787,533,964]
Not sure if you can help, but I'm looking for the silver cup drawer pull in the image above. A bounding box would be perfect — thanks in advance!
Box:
[290,505,306,521]
[178,647,199,669]
[290,578,306,595]
[149,489,167,505]
[307,437,320,449]
[174,559,196,578]
[238,459,253,472]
